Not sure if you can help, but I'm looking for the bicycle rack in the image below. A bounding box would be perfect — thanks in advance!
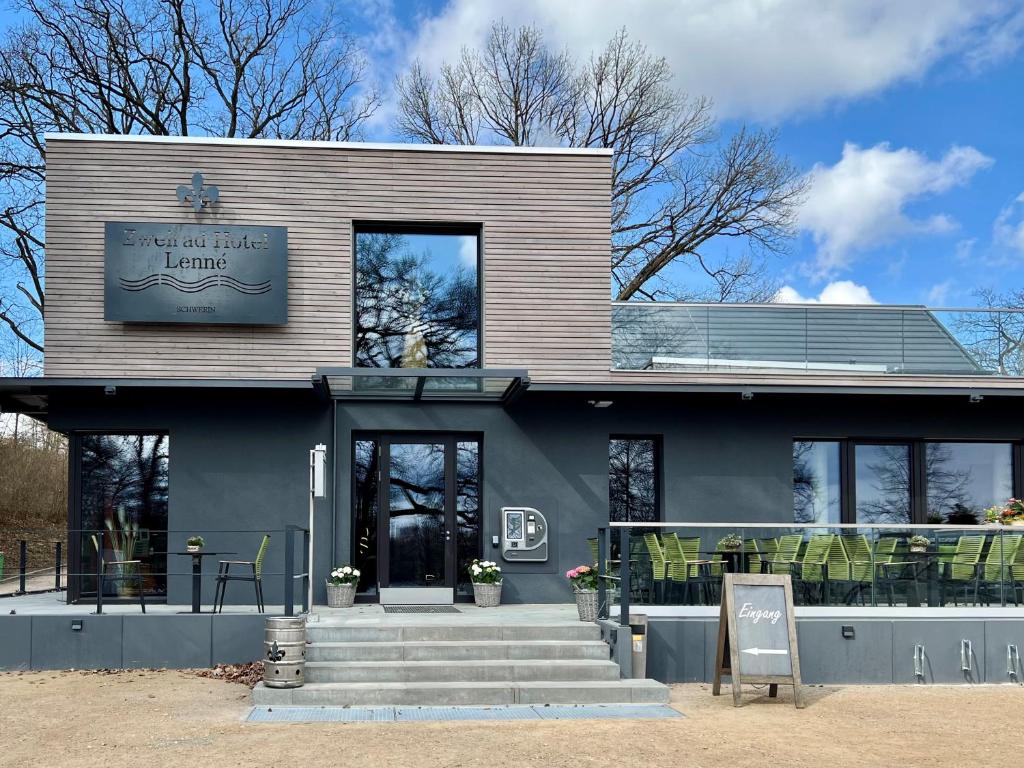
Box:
[1009,644,1021,683]
[913,644,925,681]
[960,639,973,678]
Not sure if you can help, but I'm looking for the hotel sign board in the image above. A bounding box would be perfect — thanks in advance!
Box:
[104,222,287,324]
[713,573,804,708]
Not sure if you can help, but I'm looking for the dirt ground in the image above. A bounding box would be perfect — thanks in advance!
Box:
[1,670,1019,768]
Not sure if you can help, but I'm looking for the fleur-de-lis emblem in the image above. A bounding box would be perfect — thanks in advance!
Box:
[176,172,219,212]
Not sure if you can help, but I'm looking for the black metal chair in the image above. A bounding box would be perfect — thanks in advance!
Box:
[214,534,269,613]
[91,534,145,613]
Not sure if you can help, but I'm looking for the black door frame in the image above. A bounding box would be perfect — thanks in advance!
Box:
[377,433,460,591]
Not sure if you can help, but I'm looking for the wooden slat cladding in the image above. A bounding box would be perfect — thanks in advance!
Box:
[44,138,612,381]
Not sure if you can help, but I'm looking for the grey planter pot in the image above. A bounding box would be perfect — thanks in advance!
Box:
[326,581,356,608]
[472,582,502,607]
[575,589,598,622]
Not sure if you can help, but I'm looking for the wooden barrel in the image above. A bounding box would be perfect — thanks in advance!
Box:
[263,616,306,688]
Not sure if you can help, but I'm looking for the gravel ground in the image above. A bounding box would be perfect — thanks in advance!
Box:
[1,670,1019,768]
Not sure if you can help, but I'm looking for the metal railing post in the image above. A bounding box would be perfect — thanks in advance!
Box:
[18,540,27,594]
[95,545,104,614]
[597,527,607,620]
[284,525,295,617]
[302,528,311,614]
[55,541,62,591]
[619,526,631,627]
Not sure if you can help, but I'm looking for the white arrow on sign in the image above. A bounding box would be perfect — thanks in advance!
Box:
[741,647,789,656]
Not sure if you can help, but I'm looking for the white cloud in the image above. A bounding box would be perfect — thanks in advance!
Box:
[458,236,477,267]
[925,280,955,305]
[993,192,1024,255]
[774,280,878,305]
[799,142,992,277]
[381,0,1023,122]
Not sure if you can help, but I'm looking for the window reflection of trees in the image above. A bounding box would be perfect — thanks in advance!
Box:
[856,445,912,525]
[609,439,657,523]
[80,434,169,596]
[355,232,479,369]
[792,441,840,524]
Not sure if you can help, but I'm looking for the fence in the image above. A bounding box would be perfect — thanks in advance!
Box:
[596,522,1024,626]
[0,526,310,616]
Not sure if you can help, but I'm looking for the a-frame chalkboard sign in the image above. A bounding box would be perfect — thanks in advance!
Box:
[713,573,804,708]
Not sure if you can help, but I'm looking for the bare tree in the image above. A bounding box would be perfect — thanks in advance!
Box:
[396,24,804,302]
[0,0,380,354]
[954,288,1024,375]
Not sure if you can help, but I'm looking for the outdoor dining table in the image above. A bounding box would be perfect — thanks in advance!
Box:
[166,551,236,613]
[876,550,943,607]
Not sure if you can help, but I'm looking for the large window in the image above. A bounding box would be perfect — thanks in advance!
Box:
[792,441,841,524]
[79,434,169,597]
[354,227,480,369]
[792,439,1017,524]
[854,443,912,525]
[609,438,660,523]
[925,442,1013,524]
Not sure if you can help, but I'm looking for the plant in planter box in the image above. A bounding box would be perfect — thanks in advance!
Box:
[985,498,1024,525]
[186,535,205,553]
[566,565,599,622]
[326,565,360,608]
[718,534,743,551]
[908,535,931,552]
[469,559,503,607]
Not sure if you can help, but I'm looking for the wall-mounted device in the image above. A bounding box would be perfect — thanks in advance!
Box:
[501,507,549,562]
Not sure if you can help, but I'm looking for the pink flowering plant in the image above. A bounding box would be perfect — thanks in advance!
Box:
[565,564,598,591]
[984,498,1024,525]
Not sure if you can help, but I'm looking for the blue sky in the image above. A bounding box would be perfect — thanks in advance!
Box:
[341,0,1024,307]
[2,0,1024,309]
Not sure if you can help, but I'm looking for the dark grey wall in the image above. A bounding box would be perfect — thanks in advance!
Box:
[49,388,1024,605]
[0,613,265,670]
[49,387,331,606]
[645,617,1024,685]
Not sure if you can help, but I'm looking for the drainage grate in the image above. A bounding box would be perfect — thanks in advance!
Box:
[247,705,682,723]
[382,605,461,614]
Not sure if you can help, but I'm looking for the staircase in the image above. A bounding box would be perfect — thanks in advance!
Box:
[253,621,669,706]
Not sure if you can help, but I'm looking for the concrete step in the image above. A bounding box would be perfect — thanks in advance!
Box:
[306,639,611,662]
[304,658,621,683]
[253,679,670,707]
[305,623,602,644]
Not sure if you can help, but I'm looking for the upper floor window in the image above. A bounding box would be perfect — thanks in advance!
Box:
[609,437,660,523]
[354,225,480,368]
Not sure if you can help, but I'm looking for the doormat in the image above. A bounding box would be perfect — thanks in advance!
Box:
[248,704,682,723]
[382,605,461,614]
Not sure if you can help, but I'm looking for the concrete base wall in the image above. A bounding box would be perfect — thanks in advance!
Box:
[0,613,265,671]
[646,617,1024,685]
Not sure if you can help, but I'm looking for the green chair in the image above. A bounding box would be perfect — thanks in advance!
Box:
[939,535,986,606]
[215,534,270,613]
[792,534,839,604]
[768,534,803,574]
[643,533,670,603]
[662,534,712,604]
[743,538,763,574]
[90,534,146,613]
[841,534,873,605]
[978,534,1023,606]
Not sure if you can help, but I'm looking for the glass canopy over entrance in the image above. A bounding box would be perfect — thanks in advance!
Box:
[313,368,529,403]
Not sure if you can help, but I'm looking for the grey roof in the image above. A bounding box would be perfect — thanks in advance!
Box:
[611,303,985,375]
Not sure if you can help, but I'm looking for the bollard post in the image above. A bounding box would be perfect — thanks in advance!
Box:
[619,527,631,627]
[18,540,27,594]
[55,541,63,591]
[284,525,295,617]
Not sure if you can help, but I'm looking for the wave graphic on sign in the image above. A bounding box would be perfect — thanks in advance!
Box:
[119,274,272,295]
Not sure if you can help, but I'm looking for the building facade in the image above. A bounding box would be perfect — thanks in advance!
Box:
[4,134,1024,613]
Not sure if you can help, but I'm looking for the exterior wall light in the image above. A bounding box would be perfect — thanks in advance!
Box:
[104,386,117,396]
[588,400,613,408]
[969,394,984,403]
[741,391,754,401]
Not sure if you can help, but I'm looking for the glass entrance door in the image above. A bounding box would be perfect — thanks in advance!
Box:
[384,440,451,589]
